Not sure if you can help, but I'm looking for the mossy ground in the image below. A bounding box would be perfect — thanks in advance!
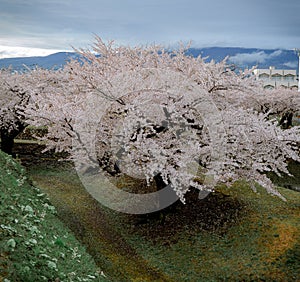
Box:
[101,181,300,282]
[11,143,300,281]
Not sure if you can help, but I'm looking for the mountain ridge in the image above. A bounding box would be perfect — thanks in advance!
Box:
[0,47,298,72]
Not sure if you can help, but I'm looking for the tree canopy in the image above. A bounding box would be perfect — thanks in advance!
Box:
[1,37,299,211]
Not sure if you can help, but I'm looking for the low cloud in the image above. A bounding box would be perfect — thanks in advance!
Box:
[0,45,67,59]
[283,61,298,68]
[228,50,282,66]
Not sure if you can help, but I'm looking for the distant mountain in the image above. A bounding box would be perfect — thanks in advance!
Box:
[186,47,298,71]
[0,52,79,71]
[0,47,298,72]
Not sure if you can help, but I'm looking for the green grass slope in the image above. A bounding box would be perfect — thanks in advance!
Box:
[0,151,109,282]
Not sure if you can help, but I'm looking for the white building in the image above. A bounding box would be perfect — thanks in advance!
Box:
[253,67,298,90]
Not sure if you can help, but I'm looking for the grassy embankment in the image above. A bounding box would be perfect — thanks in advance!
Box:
[0,150,109,282]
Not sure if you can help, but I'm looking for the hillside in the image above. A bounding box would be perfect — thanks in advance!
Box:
[0,52,79,71]
[0,47,298,72]
[186,47,298,71]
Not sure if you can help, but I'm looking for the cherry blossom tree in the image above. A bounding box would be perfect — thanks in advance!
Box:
[22,37,300,210]
[216,73,300,128]
[0,69,29,155]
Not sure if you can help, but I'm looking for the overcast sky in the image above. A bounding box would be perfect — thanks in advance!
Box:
[0,0,300,58]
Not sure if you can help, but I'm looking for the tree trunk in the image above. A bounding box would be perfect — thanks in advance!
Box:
[0,124,25,157]
[279,112,293,129]
[154,173,166,190]
[0,131,15,156]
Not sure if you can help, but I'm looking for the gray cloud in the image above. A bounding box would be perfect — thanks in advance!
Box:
[0,0,299,54]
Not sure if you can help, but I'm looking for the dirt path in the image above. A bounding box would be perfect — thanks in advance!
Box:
[15,143,172,282]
